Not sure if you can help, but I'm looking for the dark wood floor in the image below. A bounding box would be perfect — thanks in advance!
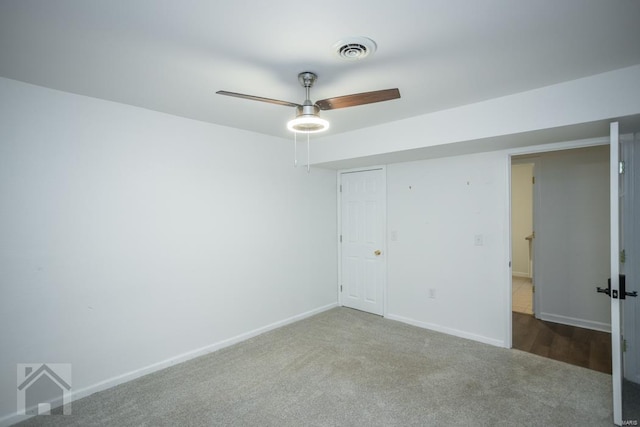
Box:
[512,312,612,374]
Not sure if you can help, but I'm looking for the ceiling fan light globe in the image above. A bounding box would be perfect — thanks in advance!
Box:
[287,115,329,133]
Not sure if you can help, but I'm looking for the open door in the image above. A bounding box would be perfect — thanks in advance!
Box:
[621,131,640,422]
[604,122,640,425]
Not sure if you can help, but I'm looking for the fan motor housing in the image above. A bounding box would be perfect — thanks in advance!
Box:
[297,104,320,116]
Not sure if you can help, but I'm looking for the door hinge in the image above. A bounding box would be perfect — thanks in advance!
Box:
[623,338,627,353]
[619,161,625,174]
[340,285,343,292]
[339,184,342,192]
[532,285,535,293]
[340,235,342,243]
[532,176,535,184]
[621,249,626,264]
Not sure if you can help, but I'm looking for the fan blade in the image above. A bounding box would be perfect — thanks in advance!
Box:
[316,88,400,110]
[216,91,300,108]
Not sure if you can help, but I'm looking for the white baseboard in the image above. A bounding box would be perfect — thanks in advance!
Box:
[385,313,505,348]
[512,271,531,278]
[0,302,338,427]
[539,312,611,333]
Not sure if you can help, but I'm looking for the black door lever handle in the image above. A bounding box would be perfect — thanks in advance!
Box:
[619,274,637,299]
[597,275,637,299]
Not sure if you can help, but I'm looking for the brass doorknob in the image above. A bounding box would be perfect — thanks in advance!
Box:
[374,250,382,256]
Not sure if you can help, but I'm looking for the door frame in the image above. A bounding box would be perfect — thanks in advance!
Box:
[504,136,609,348]
[337,165,387,316]
[610,122,623,426]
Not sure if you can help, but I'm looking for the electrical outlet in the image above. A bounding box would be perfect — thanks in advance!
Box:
[428,288,436,299]
[474,234,483,246]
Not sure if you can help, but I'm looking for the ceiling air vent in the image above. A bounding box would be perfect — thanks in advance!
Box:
[333,37,377,61]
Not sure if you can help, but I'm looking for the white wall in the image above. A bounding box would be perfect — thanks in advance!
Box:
[0,77,337,424]
[386,151,510,346]
[312,64,640,165]
[536,146,610,331]
[511,163,534,277]
[383,142,611,346]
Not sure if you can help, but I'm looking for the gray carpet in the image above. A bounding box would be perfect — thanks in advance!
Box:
[18,308,615,426]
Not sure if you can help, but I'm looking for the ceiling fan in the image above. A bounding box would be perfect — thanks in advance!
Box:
[216,72,400,133]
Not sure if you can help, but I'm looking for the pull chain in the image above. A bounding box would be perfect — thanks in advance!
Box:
[293,132,298,167]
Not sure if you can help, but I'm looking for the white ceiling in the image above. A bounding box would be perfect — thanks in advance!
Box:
[1,0,640,140]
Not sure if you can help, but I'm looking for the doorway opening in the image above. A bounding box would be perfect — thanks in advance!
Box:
[509,145,612,374]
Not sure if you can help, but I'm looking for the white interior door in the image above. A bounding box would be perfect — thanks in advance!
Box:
[340,168,386,315]
[611,121,623,425]
[622,132,640,387]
